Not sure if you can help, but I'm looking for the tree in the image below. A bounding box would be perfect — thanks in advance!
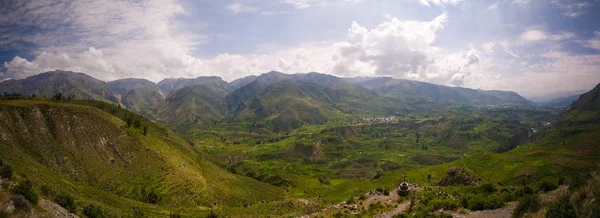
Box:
[133,119,141,128]
[52,92,63,100]
[143,126,148,136]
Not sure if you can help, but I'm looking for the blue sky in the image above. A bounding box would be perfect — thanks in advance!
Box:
[1,0,600,98]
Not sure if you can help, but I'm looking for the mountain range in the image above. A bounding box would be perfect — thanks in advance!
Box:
[1,70,536,132]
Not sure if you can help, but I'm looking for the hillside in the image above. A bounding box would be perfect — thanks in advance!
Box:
[229,75,258,90]
[350,77,532,107]
[107,78,165,113]
[148,83,230,132]
[224,72,404,131]
[0,99,287,216]
[0,70,117,102]
[157,76,230,94]
[543,94,580,107]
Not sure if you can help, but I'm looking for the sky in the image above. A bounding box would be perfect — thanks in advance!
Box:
[1,0,600,98]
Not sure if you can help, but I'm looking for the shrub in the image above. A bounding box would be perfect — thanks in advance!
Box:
[54,193,76,213]
[429,198,460,210]
[169,212,181,218]
[468,194,504,211]
[11,180,38,205]
[133,207,144,217]
[206,209,218,218]
[0,161,13,180]
[460,194,470,208]
[383,188,390,196]
[10,195,32,212]
[537,181,558,192]
[513,194,541,218]
[0,210,9,218]
[83,204,104,218]
[478,183,497,194]
[141,187,161,204]
[517,186,535,197]
[545,195,576,218]
[40,185,56,197]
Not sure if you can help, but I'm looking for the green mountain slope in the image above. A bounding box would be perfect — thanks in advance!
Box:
[351,77,532,107]
[224,72,404,131]
[107,78,165,113]
[0,70,117,102]
[148,83,230,132]
[543,94,580,107]
[157,76,230,94]
[0,99,285,216]
[229,75,258,90]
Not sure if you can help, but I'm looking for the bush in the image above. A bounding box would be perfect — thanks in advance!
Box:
[545,195,576,218]
[169,212,181,218]
[206,209,218,218]
[141,187,161,204]
[537,181,558,192]
[429,198,460,210]
[54,193,76,213]
[478,183,498,194]
[10,195,32,212]
[83,204,104,218]
[517,186,535,197]
[11,180,38,205]
[468,194,504,211]
[513,194,541,218]
[0,161,13,180]
[40,185,56,197]
[133,207,144,217]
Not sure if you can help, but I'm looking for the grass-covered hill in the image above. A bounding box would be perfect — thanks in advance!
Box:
[350,77,532,107]
[0,99,294,217]
[224,72,406,131]
[107,78,166,113]
[0,70,117,102]
[157,76,230,95]
[148,83,231,132]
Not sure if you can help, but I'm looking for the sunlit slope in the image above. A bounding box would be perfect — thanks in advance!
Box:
[107,78,166,113]
[0,70,117,102]
[148,84,230,131]
[0,100,284,209]
[224,72,406,131]
[352,77,532,107]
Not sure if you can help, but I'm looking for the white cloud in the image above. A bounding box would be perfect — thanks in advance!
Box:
[584,31,600,51]
[283,0,363,9]
[226,3,259,14]
[520,29,575,42]
[482,42,496,53]
[329,13,485,86]
[551,0,592,17]
[2,0,597,98]
[2,11,481,87]
[1,0,208,82]
[520,30,548,41]
[512,0,531,4]
[487,51,600,97]
[488,3,498,10]
[417,0,464,7]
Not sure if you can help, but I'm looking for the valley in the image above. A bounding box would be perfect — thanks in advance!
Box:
[0,71,598,217]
